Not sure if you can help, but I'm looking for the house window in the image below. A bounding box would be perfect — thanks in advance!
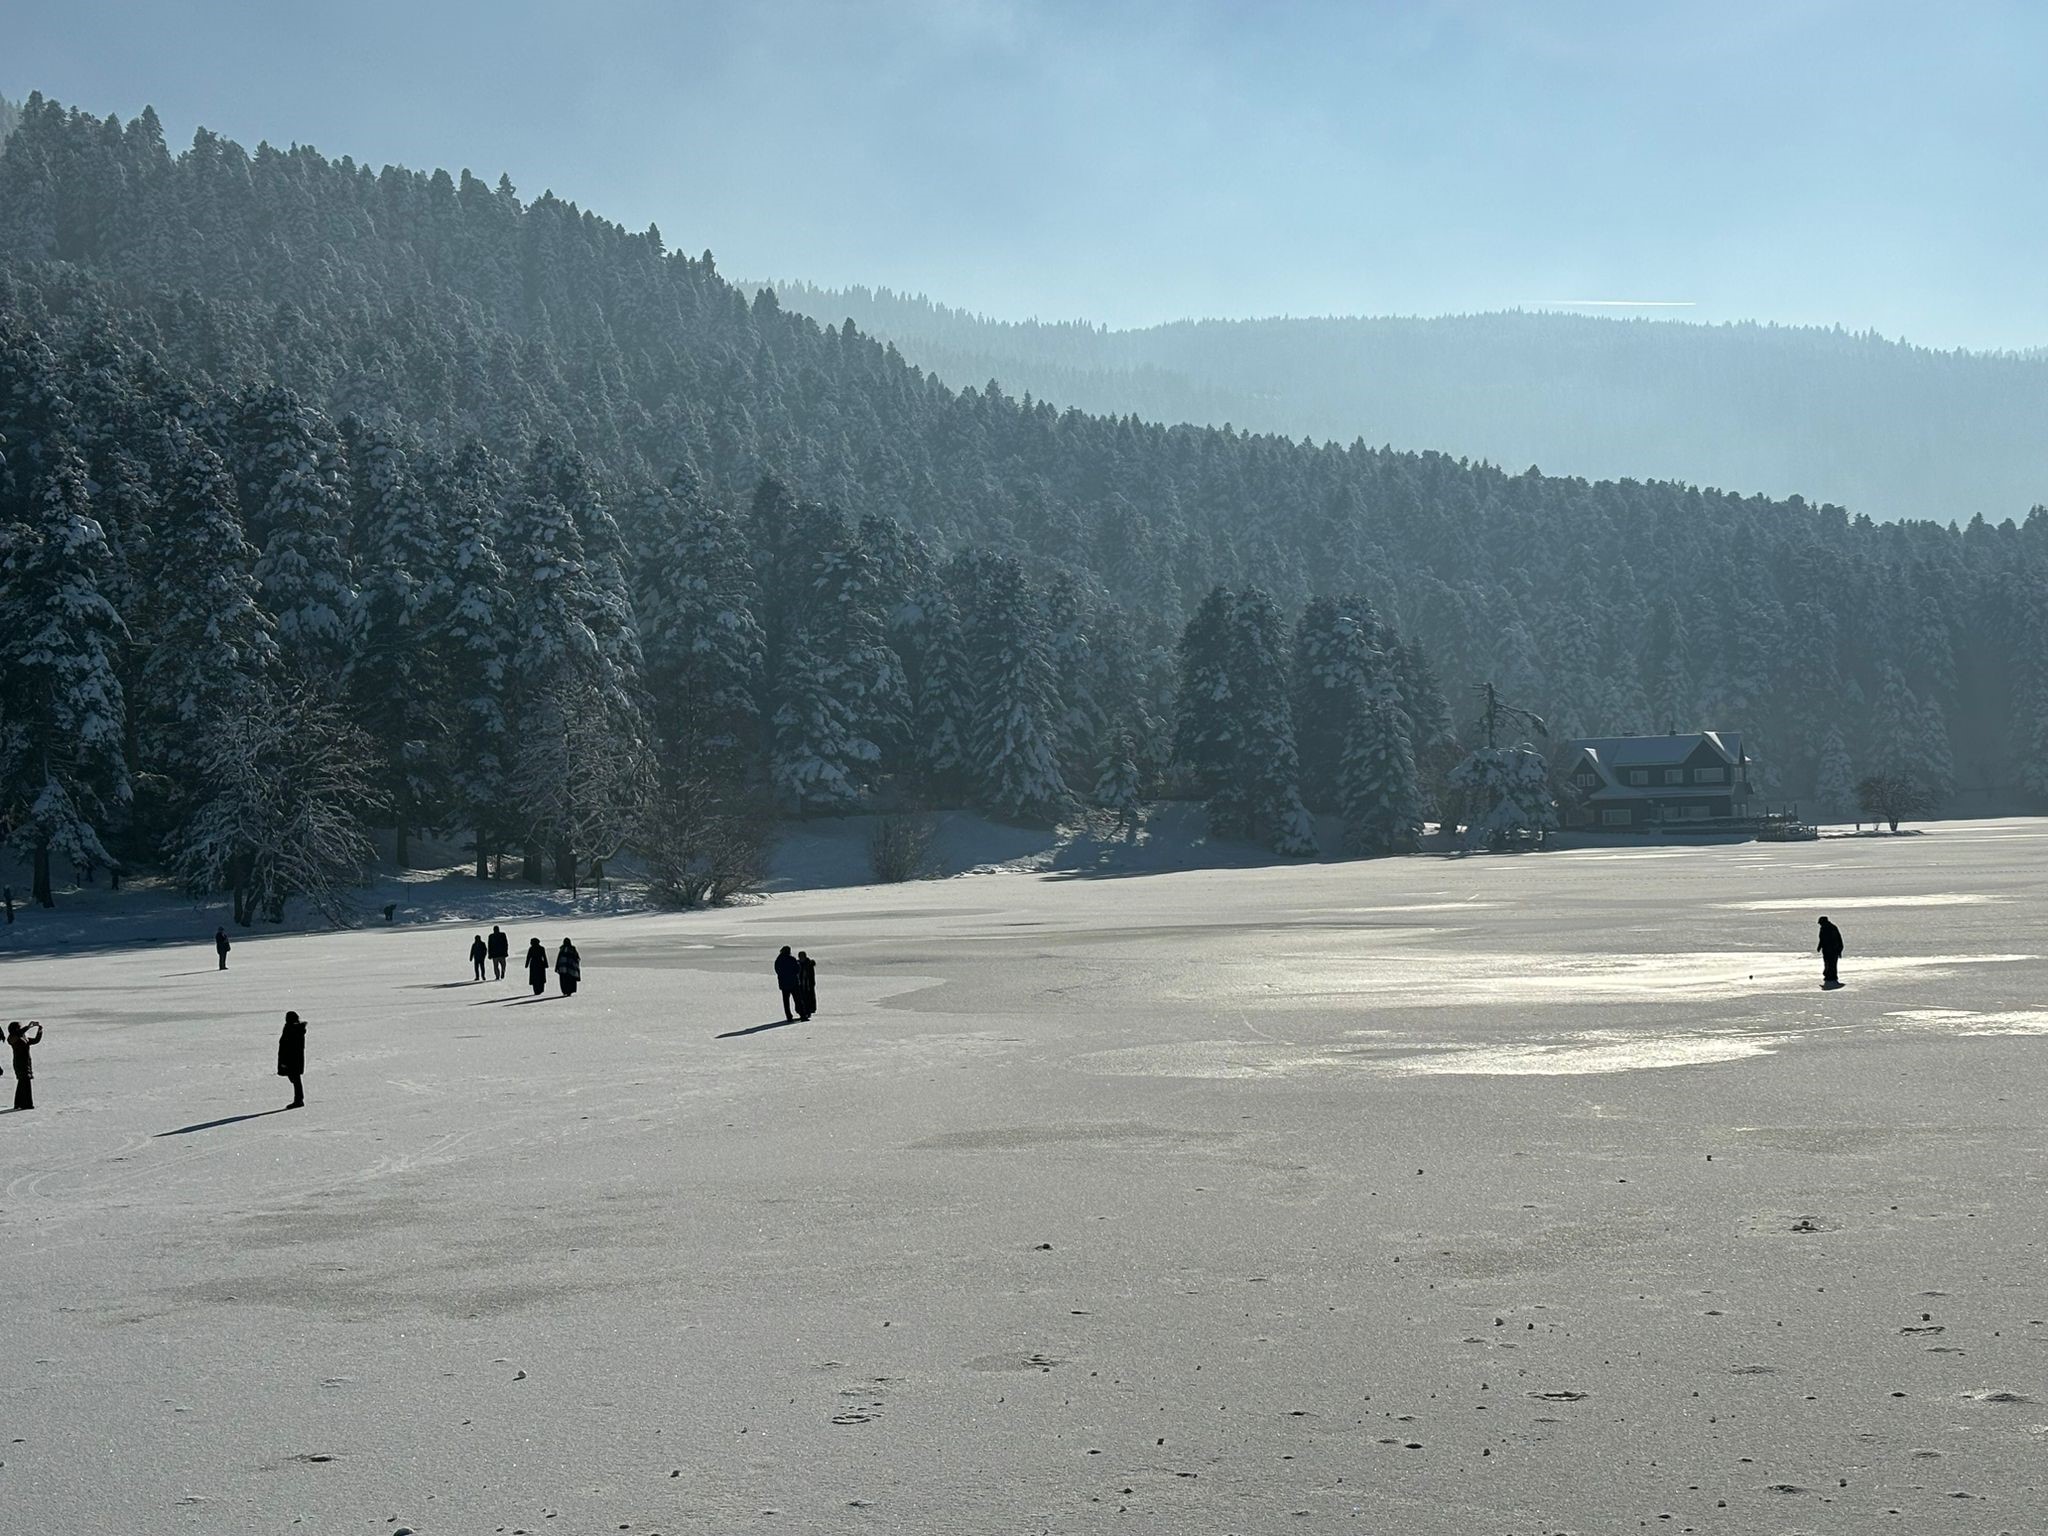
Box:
[1601,809,1632,826]
[1692,767,1725,784]
[1626,770,1649,786]
[1662,769,1685,785]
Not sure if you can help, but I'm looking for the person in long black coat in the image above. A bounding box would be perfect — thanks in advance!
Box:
[277,1011,306,1108]
[525,938,549,996]
[774,945,800,1021]
[215,926,231,970]
[555,937,581,997]
[1817,916,1844,988]
[8,1020,42,1110]
[796,951,818,1020]
[469,933,488,981]
[488,925,509,980]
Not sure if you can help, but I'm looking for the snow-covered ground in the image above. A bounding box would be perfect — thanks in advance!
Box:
[6,819,2048,1532]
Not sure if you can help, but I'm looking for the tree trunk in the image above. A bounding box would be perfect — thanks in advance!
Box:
[31,839,53,908]
[395,821,411,869]
[476,831,489,881]
[555,840,576,891]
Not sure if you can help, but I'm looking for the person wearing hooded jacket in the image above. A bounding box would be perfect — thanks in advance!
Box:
[555,937,582,997]
[525,938,550,996]
[277,1011,307,1108]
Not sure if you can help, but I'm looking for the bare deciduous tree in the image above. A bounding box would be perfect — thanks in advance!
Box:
[170,685,382,925]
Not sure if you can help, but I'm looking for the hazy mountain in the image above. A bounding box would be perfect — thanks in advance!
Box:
[755,282,2048,526]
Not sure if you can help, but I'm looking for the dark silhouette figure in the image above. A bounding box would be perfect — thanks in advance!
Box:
[796,951,818,1020]
[277,1010,306,1108]
[488,925,509,980]
[216,926,231,970]
[525,938,549,996]
[469,933,488,981]
[774,945,800,1021]
[8,1021,43,1110]
[555,938,582,997]
[1817,916,1844,989]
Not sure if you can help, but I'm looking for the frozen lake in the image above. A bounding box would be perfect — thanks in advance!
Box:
[7,821,2048,1532]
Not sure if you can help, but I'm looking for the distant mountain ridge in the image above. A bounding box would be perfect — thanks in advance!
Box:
[754,281,2048,525]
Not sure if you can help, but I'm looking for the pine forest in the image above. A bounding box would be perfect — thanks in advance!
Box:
[2,94,2045,916]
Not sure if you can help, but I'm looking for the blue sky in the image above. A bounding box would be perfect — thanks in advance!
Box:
[8,0,2044,348]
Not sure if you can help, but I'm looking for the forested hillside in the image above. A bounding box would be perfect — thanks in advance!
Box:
[759,281,2048,527]
[0,92,2043,915]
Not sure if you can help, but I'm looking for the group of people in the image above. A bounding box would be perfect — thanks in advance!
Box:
[774,946,820,1021]
[464,927,581,997]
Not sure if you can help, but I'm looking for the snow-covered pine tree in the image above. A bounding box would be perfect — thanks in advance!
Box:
[1916,694,1955,805]
[137,425,277,782]
[960,554,1071,824]
[0,438,131,904]
[1814,726,1856,820]
[771,624,869,813]
[1228,588,1316,856]
[632,473,765,792]
[910,584,971,797]
[1645,596,1691,732]
[1092,727,1142,840]
[1173,586,1243,827]
[1044,571,1103,784]
[1341,685,1426,856]
[1292,595,1381,813]
[346,425,449,866]
[803,522,909,778]
[2014,579,2048,803]
[238,388,357,685]
[432,442,514,877]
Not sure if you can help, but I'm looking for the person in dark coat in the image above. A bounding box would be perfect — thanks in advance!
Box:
[555,937,582,997]
[488,925,509,980]
[277,1011,306,1108]
[8,1021,43,1110]
[469,933,488,981]
[796,950,818,1020]
[1817,916,1844,988]
[525,938,549,996]
[216,926,231,970]
[774,945,800,1021]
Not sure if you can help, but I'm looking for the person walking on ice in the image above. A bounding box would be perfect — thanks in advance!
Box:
[775,945,801,1021]
[488,925,509,980]
[796,950,818,1020]
[7,1021,43,1110]
[277,1011,307,1109]
[555,937,581,997]
[525,937,549,996]
[469,933,488,981]
[215,926,231,970]
[1817,915,1845,989]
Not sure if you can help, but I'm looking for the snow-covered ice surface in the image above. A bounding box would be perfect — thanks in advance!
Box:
[8,819,2048,1532]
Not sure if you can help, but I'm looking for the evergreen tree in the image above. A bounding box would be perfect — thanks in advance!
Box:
[1092,726,1142,838]
[910,585,971,796]
[960,554,1070,823]
[136,427,277,783]
[0,439,130,903]
[1228,588,1316,856]
[347,426,448,865]
[433,442,514,876]
[771,624,868,813]
[1173,586,1241,823]
[1341,685,1426,856]
[239,388,356,684]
